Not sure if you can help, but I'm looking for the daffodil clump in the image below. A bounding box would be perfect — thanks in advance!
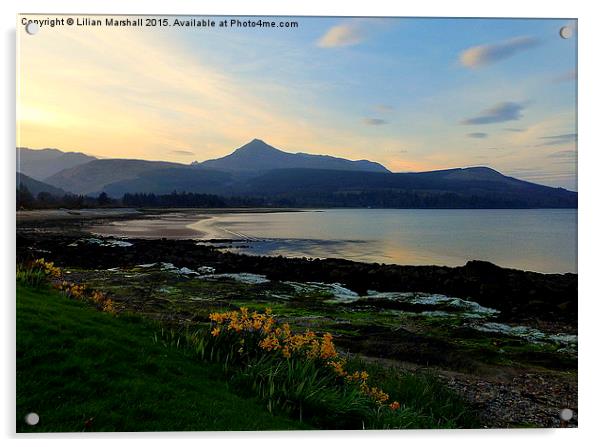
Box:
[32,258,62,278]
[58,281,87,300]
[208,308,399,411]
[90,290,117,314]
[29,258,117,314]
[57,280,117,314]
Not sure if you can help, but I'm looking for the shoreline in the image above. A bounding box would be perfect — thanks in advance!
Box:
[16,229,577,331]
[16,207,577,274]
[15,207,308,221]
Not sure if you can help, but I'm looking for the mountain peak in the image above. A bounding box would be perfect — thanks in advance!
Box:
[445,166,506,181]
[234,139,279,154]
[250,138,267,145]
[200,140,390,174]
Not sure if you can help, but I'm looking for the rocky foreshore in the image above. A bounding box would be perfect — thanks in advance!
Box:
[17,229,577,331]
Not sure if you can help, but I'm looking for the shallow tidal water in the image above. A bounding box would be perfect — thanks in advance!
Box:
[89,208,577,274]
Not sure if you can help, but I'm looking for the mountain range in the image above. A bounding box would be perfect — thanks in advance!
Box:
[17,147,96,180]
[16,140,577,208]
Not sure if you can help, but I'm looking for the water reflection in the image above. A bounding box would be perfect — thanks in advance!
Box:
[224,238,384,262]
[89,208,577,273]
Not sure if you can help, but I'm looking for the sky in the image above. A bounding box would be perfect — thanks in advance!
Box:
[17,16,577,190]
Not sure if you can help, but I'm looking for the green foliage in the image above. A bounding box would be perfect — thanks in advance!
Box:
[345,357,480,428]
[16,263,48,288]
[181,324,479,429]
[97,191,111,206]
[180,326,379,428]
[16,183,108,210]
[230,355,373,429]
[16,184,35,209]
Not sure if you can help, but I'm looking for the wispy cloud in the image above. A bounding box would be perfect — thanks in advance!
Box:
[363,118,387,126]
[538,133,577,146]
[317,21,367,48]
[547,150,576,160]
[467,132,488,139]
[374,104,395,113]
[506,167,576,182]
[503,127,526,133]
[552,70,577,83]
[459,36,539,68]
[462,102,525,125]
[171,149,195,156]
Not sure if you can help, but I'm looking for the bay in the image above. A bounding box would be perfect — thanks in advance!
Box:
[90,208,577,274]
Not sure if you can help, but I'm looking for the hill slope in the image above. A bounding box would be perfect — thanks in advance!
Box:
[238,167,577,208]
[102,166,233,197]
[45,159,185,195]
[16,283,307,432]
[102,165,575,208]
[17,172,67,196]
[198,139,390,173]
[17,147,96,180]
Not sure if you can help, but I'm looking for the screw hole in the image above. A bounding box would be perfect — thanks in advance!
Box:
[25,22,39,35]
[559,408,573,421]
[559,26,573,39]
[25,412,39,425]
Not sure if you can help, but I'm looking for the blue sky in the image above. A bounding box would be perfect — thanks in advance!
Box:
[18,16,577,189]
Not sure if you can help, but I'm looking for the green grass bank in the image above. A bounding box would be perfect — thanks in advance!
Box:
[16,283,308,432]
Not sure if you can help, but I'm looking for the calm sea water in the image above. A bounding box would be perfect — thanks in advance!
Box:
[91,209,577,274]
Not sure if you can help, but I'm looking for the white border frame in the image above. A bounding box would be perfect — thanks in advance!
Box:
[3,1,600,446]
